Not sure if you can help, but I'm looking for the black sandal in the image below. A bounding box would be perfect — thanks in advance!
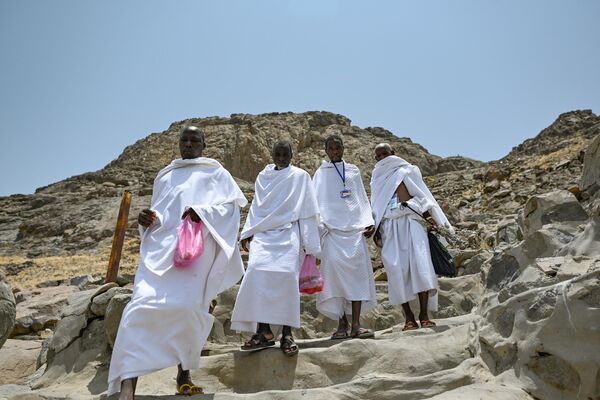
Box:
[240,332,275,352]
[280,335,299,357]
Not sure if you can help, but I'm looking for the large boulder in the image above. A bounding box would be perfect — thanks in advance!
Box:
[519,190,588,238]
[90,285,131,317]
[0,272,16,348]
[471,269,600,400]
[580,133,600,195]
[11,285,78,338]
[104,293,132,347]
[437,274,484,318]
[33,318,109,394]
[495,217,522,245]
[43,288,96,366]
[559,217,600,257]
[0,339,43,384]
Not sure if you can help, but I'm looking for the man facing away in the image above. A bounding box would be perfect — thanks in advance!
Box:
[107,126,247,398]
[230,140,321,356]
[313,135,377,339]
[370,143,454,331]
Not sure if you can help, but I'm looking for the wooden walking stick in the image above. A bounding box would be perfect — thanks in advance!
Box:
[105,191,132,283]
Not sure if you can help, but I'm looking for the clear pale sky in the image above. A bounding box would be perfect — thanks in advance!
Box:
[1,1,599,196]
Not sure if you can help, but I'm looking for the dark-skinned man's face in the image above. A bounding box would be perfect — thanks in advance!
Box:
[375,146,393,162]
[272,144,292,170]
[326,140,344,163]
[179,129,205,159]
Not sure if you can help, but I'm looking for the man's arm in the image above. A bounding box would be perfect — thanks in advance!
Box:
[397,181,436,229]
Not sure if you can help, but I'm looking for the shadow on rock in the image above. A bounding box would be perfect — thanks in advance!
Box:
[232,349,298,393]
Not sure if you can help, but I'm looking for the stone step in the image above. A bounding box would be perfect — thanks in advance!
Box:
[203,314,473,356]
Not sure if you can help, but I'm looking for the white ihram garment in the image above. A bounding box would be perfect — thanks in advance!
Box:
[371,156,453,309]
[107,158,247,395]
[313,161,376,320]
[230,165,321,334]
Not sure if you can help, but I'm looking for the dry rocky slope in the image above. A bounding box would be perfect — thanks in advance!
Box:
[0,110,599,400]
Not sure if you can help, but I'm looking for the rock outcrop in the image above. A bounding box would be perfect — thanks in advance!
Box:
[0,111,450,259]
[472,265,600,400]
[0,273,16,349]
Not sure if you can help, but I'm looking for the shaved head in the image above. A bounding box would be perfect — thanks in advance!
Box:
[180,125,205,140]
[179,126,206,159]
[375,143,393,153]
[374,143,395,162]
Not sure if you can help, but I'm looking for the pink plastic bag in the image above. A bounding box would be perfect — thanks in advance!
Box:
[299,255,323,295]
[174,215,204,268]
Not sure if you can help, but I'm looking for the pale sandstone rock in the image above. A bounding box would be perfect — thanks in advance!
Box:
[519,190,588,238]
[495,218,522,245]
[437,274,484,318]
[12,285,78,337]
[581,131,600,193]
[459,250,492,276]
[559,216,600,257]
[0,384,34,398]
[104,293,131,347]
[60,289,95,318]
[0,273,16,348]
[472,270,600,400]
[0,339,42,385]
[90,286,131,317]
[427,383,535,400]
[33,319,108,392]
[29,316,489,399]
[47,314,87,356]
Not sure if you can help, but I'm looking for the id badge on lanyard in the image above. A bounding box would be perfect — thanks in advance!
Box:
[333,161,351,199]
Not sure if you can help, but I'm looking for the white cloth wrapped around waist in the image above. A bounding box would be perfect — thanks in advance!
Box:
[230,221,304,333]
[316,227,376,320]
[382,198,426,251]
[383,198,424,221]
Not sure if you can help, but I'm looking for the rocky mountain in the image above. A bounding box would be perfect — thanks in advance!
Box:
[0,111,481,260]
[0,109,599,400]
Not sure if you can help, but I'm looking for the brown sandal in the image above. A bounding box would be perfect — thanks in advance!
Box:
[351,327,374,339]
[402,321,419,331]
[420,320,437,328]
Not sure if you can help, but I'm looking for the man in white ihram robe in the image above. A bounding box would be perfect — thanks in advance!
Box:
[313,135,377,339]
[370,143,453,331]
[230,141,321,355]
[108,127,247,398]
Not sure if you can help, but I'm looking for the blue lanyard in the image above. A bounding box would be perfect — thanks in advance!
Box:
[332,161,346,188]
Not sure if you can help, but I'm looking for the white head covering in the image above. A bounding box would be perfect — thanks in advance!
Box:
[370,155,453,232]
